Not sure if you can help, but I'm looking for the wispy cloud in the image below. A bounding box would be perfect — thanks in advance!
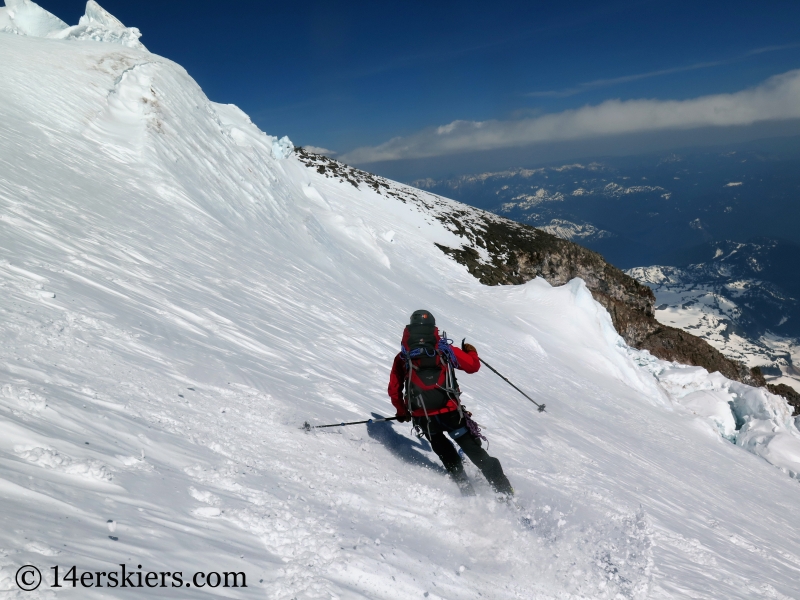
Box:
[747,42,800,56]
[528,61,723,98]
[580,61,723,89]
[341,70,800,164]
[303,145,336,156]
[528,43,800,98]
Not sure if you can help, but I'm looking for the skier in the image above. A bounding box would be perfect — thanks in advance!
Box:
[388,310,514,496]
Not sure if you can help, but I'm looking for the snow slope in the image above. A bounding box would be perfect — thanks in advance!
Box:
[2,4,800,599]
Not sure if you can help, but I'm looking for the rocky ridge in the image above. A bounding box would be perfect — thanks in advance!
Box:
[296,149,766,388]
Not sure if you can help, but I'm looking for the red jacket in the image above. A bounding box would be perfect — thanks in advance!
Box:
[388,345,480,417]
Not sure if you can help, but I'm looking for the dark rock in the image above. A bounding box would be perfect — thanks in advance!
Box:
[767,383,800,416]
[433,215,760,385]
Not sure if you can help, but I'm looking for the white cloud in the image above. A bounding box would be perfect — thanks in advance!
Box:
[303,145,336,156]
[341,70,800,164]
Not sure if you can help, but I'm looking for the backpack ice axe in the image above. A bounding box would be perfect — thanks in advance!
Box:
[464,339,546,413]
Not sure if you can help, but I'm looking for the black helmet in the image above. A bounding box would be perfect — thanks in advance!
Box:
[410,310,435,326]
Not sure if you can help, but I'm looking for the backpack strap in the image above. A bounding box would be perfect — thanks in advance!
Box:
[400,345,435,438]
[435,332,464,419]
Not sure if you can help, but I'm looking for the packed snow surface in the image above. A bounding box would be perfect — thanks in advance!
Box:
[2,5,800,599]
[0,0,144,48]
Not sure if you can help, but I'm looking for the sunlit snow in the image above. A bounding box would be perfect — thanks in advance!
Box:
[1,3,800,599]
[628,265,800,391]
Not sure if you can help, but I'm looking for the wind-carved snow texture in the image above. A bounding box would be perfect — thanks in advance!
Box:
[84,61,161,159]
[2,4,800,599]
[0,0,144,48]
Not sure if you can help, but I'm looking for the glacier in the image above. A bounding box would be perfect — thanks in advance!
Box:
[627,262,800,393]
[0,0,144,48]
[1,2,800,599]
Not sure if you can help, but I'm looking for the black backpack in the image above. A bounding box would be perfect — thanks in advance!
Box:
[401,324,460,413]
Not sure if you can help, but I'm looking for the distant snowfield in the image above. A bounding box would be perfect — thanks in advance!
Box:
[629,265,800,391]
[2,4,800,599]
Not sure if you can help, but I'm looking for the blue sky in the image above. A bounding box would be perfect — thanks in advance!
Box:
[36,0,800,176]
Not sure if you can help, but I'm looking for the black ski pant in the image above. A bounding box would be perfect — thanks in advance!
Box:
[414,411,513,494]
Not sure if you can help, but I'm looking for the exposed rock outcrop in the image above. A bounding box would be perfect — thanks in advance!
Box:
[432,218,762,386]
[296,149,764,388]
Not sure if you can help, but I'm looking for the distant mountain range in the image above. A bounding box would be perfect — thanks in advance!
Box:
[413,141,800,269]
[297,149,773,391]
[413,143,800,392]
[627,240,800,390]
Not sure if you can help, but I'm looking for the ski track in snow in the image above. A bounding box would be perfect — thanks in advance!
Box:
[2,7,800,599]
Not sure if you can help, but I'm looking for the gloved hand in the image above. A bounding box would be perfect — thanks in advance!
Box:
[396,413,411,423]
[461,341,477,354]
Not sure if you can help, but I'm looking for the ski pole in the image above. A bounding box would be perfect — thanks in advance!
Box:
[302,416,398,431]
[478,357,546,413]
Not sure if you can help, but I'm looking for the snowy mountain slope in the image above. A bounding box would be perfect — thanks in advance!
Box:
[2,5,800,600]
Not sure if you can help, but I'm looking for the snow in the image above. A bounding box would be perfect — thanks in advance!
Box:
[0,0,67,37]
[629,355,800,479]
[499,187,566,211]
[762,335,800,390]
[603,182,666,197]
[81,0,126,29]
[627,265,800,390]
[0,0,144,48]
[535,219,615,242]
[2,5,800,599]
